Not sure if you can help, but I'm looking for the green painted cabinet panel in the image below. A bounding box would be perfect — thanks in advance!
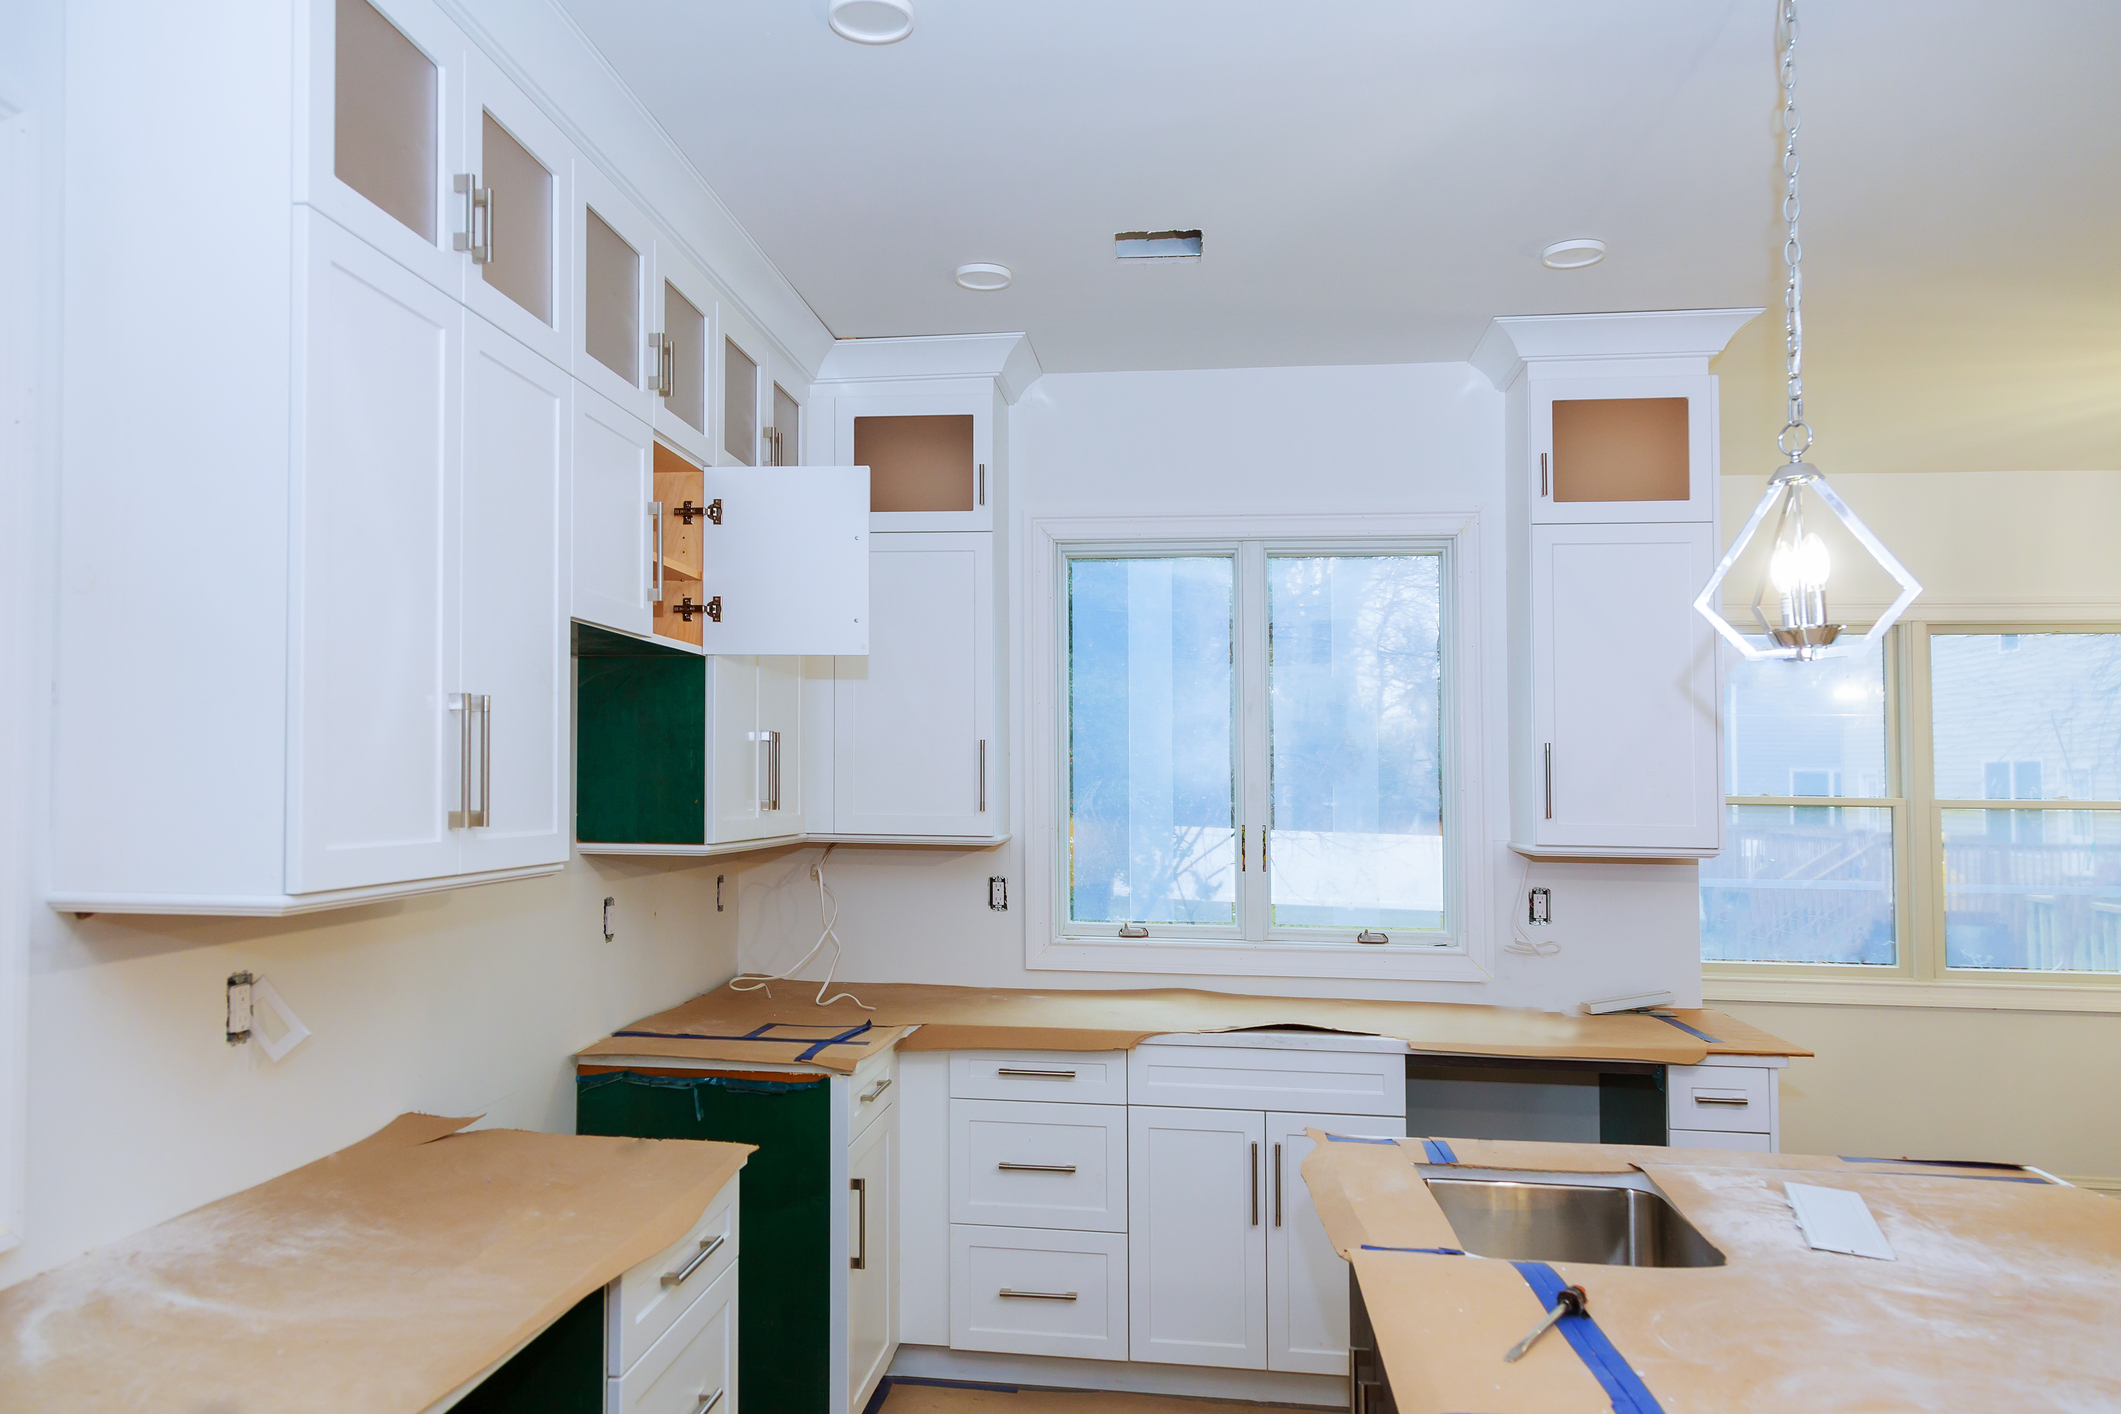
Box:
[575,624,707,845]
[579,1071,832,1414]
[452,1289,604,1414]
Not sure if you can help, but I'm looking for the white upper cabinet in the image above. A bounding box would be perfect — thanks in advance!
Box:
[1529,374,1715,523]
[301,0,468,298]
[653,243,716,466]
[460,50,576,370]
[1526,521,1721,854]
[693,467,870,657]
[570,383,656,638]
[572,160,658,421]
[831,388,997,532]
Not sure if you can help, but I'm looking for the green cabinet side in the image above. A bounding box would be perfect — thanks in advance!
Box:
[450,1288,603,1414]
[574,625,706,845]
[578,1071,832,1414]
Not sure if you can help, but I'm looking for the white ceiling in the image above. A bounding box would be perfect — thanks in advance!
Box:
[558,0,2121,472]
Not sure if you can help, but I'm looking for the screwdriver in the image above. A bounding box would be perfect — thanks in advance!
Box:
[1504,1284,1588,1363]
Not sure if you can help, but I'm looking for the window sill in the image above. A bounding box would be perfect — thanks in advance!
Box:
[1030,936,1490,983]
[1705,973,2121,1014]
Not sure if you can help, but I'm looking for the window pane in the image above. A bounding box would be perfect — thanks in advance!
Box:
[1069,557,1235,926]
[1702,806,1896,964]
[1268,554,1442,932]
[1942,809,2121,972]
[1932,633,2121,801]
[1725,637,1887,798]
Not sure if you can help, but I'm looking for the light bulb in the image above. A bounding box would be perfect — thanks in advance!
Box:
[1769,543,1796,594]
[1797,533,1830,590]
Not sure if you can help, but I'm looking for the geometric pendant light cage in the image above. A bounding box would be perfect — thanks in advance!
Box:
[1692,0,1920,661]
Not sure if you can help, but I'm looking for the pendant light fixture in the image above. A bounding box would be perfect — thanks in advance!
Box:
[1693,0,1920,662]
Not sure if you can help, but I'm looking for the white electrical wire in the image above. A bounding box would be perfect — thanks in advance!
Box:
[1504,854,1561,958]
[728,845,874,1010]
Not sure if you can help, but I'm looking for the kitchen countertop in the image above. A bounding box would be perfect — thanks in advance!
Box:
[0,1114,752,1414]
[576,982,1809,1074]
[1304,1133,2121,1413]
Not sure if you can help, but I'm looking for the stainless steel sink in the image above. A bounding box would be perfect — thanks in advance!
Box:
[1427,1179,1725,1268]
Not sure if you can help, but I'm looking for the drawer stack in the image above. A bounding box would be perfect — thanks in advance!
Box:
[947,1051,1131,1361]
[607,1174,740,1413]
[1665,1060,1780,1153]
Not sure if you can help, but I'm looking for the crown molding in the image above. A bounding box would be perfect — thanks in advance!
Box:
[1471,308,1765,390]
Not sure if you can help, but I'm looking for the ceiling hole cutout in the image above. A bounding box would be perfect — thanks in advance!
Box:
[955,263,1012,291]
[829,0,914,44]
[1541,239,1607,270]
[1115,230,1203,262]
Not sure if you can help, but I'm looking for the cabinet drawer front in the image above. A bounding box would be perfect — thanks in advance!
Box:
[949,1225,1128,1361]
[1667,1064,1772,1133]
[950,1050,1127,1104]
[611,1260,735,1414]
[1128,1046,1404,1117]
[848,1045,899,1143]
[1668,1126,1772,1154]
[950,1100,1126,1232]
[609,1174,739,1376]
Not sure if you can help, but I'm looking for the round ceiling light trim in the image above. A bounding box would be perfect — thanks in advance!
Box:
[829,0,914,45]
[955,263,1012,291]
[1541,238,1607,270]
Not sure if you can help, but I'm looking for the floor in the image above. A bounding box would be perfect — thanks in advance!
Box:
[871,1378,1319,1413]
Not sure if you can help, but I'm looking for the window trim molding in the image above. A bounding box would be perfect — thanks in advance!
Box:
[1021,511,1492,983]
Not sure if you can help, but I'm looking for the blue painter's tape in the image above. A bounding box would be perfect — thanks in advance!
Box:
[1326,1133,1399,1144]
[1423,1139,1459,1164]
[1647,1012,1723,1044]
[1359,1245,1465,1255]
[797,1020,874,1061]
[608,1019,879,1060]
[1510,1261,1666,1414]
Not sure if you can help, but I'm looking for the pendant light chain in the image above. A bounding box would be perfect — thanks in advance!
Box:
[1777,0,1811,462]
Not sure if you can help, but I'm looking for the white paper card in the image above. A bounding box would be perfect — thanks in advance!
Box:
[1785,1182,1895,1260]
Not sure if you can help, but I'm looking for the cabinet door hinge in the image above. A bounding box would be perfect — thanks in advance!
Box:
[675,498,721,526]
[674,594,722,623]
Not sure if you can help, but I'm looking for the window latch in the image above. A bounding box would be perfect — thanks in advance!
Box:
[1357,930,1389,944]
[1117,923,1149,938]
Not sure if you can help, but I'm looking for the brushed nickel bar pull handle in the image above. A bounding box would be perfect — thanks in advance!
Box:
[475,694,492,827]
[695,1387,724,1413]
[1544,743,1554,820]
[1250,1141,1260,1226]
[999,1289,1077,1301]
[1540,451,1549,497]
[473,183,492,263]
[997,1162,1077,1174]
[451,693,471,828]
[1274,1142,1283,1227]
[1693,1095,1752,1106]
[996,1067,1076,1079]
[977,462,986,506]
[771,729,782,811]
[861,1077,892,1103]
[649,500,665,603]
[978,739,987,812]
[661,1231,726,1287]
[850,1177,866,1270]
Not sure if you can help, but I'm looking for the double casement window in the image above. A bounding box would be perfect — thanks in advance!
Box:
[1706,625,2121,985]
[1059,540,1453,950]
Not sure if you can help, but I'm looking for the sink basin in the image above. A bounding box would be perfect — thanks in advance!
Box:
[1427,1179,1725,1268]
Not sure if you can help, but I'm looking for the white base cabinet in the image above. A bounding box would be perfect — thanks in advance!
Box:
[1127,1105,1268,1370]
[604,1173,741,1414]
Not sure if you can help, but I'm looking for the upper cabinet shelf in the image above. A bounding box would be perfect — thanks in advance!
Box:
[1528,374,1715,523]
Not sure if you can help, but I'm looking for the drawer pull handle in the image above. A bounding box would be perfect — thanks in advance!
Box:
[696,1387,725,1413]
[861,1077,893,1103]
[997,1068,1077,1079]
[998,1162,1077,1174]
[662,1231,726,1287]
[999,1289,1078,1301]
[1693,1094,1751,1106]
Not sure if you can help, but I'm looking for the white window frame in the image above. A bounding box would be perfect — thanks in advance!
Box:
[1022,512,1491,982]
[0,99,34,1253]
[1709,618,2121,1013]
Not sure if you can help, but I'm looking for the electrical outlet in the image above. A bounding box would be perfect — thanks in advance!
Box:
[226,971,254,1045]
[1528,887,1552,926]
[602,896,615,941]
[988,877,1008,911]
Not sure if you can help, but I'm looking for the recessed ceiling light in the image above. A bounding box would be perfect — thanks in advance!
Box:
[829,0,914,45]
[955,263,1011,291]
[1541,239,1607,270]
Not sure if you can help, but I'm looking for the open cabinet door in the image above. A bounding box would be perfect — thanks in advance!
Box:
[696,466,869,656]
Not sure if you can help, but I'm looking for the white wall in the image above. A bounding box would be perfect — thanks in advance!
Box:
[739,364,1705,1009]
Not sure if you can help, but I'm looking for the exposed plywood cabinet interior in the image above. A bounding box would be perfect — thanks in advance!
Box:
[723,337,758,464]
[856,414,976,513]
[583,208,640,384]
[478,111,552,324]
[663,282,707,434]
[333,0,437,242]
[1551,396,1689,503]
[652,442,707,648]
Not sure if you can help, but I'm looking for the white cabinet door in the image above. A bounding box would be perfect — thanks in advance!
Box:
[457,314,569,873]
[1128,1105,1266,1370]
[833,533,994,838]
[1529,521,1721,852]
[287,210,461,894]
[694,467,869,657]
[299,0,467,299]
[1528,375,1716,524]
[847,1102,897,1414]
[571,384,655,636]
[573,160,657,422]
[462,48,575,370]
[756,656,804,837]
[651,241,715,467]
[832,389,996,532]
[1267,1112,1404,1377]
[708,656,761,844]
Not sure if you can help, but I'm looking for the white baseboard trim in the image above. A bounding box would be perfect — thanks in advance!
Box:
[885,1345,1345,1409]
